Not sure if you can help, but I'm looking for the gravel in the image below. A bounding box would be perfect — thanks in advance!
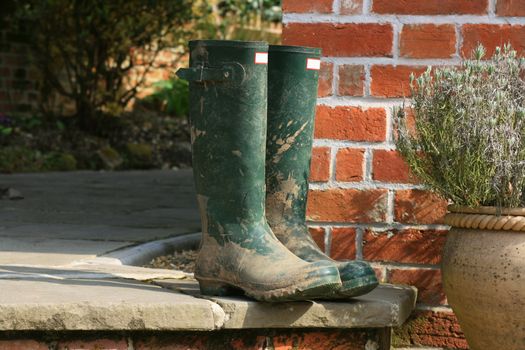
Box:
[144,250,197,273]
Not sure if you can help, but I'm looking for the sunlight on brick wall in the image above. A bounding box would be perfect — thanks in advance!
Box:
[283,0,525,348]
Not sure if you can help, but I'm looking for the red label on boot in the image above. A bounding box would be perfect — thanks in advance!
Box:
[306,58,321,70]
[255,52,268,64]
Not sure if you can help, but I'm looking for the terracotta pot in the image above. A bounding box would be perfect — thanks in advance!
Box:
[442,206,525,350]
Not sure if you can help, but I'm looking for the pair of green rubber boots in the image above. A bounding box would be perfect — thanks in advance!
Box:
[177,40,378,302]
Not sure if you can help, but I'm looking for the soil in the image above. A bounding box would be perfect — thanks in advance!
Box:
[144,249,197,273]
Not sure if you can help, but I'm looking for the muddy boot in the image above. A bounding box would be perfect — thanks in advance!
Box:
[265,45,378,297]
[176,40,341,302]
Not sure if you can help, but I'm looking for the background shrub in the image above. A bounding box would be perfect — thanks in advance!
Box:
[11,0,195,131]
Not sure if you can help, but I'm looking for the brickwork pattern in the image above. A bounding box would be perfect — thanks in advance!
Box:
[0,29,183,115]
[0,30,39,114]
[0,329,384,350]
[283,0,525,348]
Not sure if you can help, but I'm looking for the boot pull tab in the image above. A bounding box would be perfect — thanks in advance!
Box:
[176,62,246,84]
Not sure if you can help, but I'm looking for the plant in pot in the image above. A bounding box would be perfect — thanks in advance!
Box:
[395,44,525,350]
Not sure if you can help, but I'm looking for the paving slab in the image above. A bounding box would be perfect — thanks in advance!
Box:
[0,262,190,280]
[0,237,132,266]
[0,170,200,242]
[155,279,417,329]
[0,278,224,331]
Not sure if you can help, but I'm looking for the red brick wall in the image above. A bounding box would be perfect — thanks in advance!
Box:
[0,30,39,114]
[284,0,525,348]
[0,329,382,350]
[0,29,184,115]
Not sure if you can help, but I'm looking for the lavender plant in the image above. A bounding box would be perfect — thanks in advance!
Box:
[396,45,525,208]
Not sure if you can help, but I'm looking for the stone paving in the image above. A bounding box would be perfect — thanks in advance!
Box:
[0,170,200,265]
[0,170,416,332]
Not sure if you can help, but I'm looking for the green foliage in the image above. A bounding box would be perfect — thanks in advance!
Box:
[0,146,76,173]
[125,143,154,169]
[0,146,40,173]
[396,45,525,208]
[11,0,195,130]
[139,78,189,117]
[42,152,77,171]
[195,0,282,43]
[217,0,282,23]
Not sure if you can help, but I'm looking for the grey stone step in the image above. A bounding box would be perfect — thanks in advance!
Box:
[0,277,416,331]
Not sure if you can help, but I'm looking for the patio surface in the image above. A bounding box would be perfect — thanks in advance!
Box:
[0,170,416,331]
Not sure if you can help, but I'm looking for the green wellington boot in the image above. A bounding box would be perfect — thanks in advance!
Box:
[265,45,379,297]
[176,40,341,302]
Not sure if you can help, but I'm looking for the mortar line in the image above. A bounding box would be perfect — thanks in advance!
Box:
[318,95,407,108]
[364,64,371,96]
[372,261,442,269]
[454,24,462,59]
[283,13,525,24]
[305,221,450,230]
[385,104,394,143]
[392,20,402,60]
[355,227,364,259]
[488,0,497,16]
[313,139,396,149]
[363,0,372,14]
[329,145,338,181]
[363,148,373,181]
[127,337,134,350]
[333,0,341,15]
[309,181,426,190]
[323,56,461,66]
[386,189,395,223]
[325,226,333,256]
[333,62,340,96]
[416,304,453,313]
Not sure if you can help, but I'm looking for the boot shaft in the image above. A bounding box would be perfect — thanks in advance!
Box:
[265,45,321,224]
[181,40,269,226]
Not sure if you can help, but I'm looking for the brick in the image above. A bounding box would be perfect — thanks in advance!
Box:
[496,0,525,16]
[393,311,468,349]
[58,339,128,350]
[135,335,205,350]
[373,0,488,15]
[372,150,418,183]
[337,65,365,96]
[314,105,387,142]
[330,227,357,259]
[306,189,388,223]
[0,340,48,350]
[282,0,333,13]
[318,62,333,97]
[283,23,393,57]
[335,148,364,182]
[308,226,326,252]
[230,337,265,350]
[393,107,417,141]
[340,0,363,14]
[272,330,367,350]
[371,65,426,98]
[400,24,456,59]
[363,229,448,264]
[461,24,525,57]
[310,147,331,182]
[388,268,447,305]
[394,189,447,224]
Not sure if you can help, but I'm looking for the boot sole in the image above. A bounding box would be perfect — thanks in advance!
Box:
[339,275,379,298]
[196,274,341,302]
